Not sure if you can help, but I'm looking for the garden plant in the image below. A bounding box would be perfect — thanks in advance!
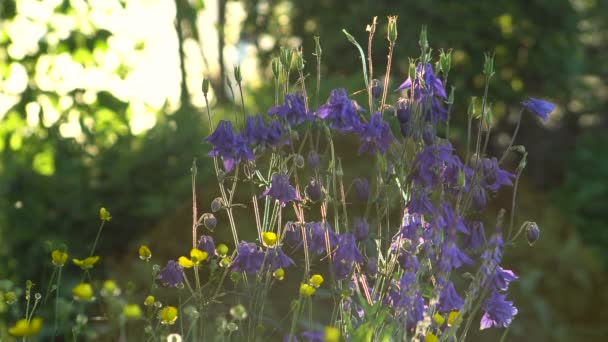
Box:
[2,17,554,342]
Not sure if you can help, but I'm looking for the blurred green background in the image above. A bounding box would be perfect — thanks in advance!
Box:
[1,0,607,340]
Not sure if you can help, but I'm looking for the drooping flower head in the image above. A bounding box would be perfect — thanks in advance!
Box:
[352,177,370,202]
[438,281,464,313]
[306,221,338,255]
[333,233,363,279]
[317,88,363,133]
[265,247,295,271]
[356,112,395,155]
[262,174,299,206]
[197,235,216,257]
[241,115,267,146]
[521,97,555,121]
[205,120,254,173]
[396,63,448,123]
[353,217,369,241]
[230,242,265,274]
[480,290,518,329]
[268,93,311,126]
[157,260,184,288]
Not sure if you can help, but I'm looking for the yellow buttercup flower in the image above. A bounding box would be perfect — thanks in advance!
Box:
[99,207,112,221]
[448,311,459,325]
[262,232,278,247]
[299,283,316,297]
[139,245,152,261]
[4,291,17,304]
[51,250,68,266]
[72,256,100,270]
[432,312,445,326]
[325,326,340,342]
[8,317,42,337]
[309,274,324,288]
[160,306,178,325]
[178,249,208,268]
[101,280,120,297]
[72,283,94,301]
[424,333,439,342]
[273,268,285,280]
[144,295,155,306]
[123,304,142,319]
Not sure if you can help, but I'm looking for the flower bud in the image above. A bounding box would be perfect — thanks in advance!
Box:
[294,154,305,168]
[123,304,142,319]
[387,16,398,44]
[371,79,383,99]
[483,52,495,78]
[233,65,242,84]
[271,57,281,80]
[229,304,247,320]
[280,47,293,71]
[526,222,540,246]
[273,268,285,280]
[99,207,111,222]
[160,306,178,325]
[439,49,452,75]
[418,25,429,51]
[202,79,210,96]
[211,197,224,212]
[203,213,217,231]
[262,232,278,247]
[139,245,152,261]
[215,244,229,257]
[72,283,94,302]
[144,295,155,306]
[309,274,324,288]
[468,96,478,118]
[305,177,322,202]
[299,283,316,297]
[353,217,369,241]
[295,49,305,71]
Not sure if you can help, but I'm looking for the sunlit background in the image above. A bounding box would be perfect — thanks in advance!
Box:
[1,0,607,340]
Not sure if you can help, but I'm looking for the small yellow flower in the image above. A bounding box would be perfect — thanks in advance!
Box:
[8,317,42,337]
[139,245,152,261]
[325,326,340,342]
[215,244,229,257]
[144,295,155,306]
[432,312,445,326]
[99,207,112,221]
[72,283,94,301]
[219,257,231,268]
[262,232,278,247]
[299,283,316,297]
[123,304,143,319]
[4,291,17,304]
[72,256,100,270]
[424,333,439,342]
[101,280,120,297]
[51,250,68,266]
[178,249,208,268]
[309,274,324,288]
[448,311,459,325]
[273,268,285,280]
[160,306,178,325]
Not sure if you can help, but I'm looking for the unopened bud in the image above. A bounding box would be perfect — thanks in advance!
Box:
[483,52,495,78]
[526,222,540,246]
[371,79,383,99]
[203,213,217,231]
[468,97,478,118]
[234,65,242,84]
[387,16,398,44]
[211,197,224,212]
[271,57,281,80]
[202,79,210,96]
[280,47,293,71]
[418,25,429,51]
[294,154,305,168]
[439,49,452,75]
[295,49,305,71]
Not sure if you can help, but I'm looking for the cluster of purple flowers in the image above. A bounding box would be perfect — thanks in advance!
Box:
[172,58,557,339]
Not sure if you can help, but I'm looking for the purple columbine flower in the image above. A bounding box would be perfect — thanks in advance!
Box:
[283,221,302,247]
[157,260,184,287]
[267,93,310,126]
[262,174,299,206]
[480,290,518,329]
[352,177,370,202]
[479,157,515,193]
[439,240,473,273]
[396,63,448,123]
[366,257,378,276]
[197,235,216,257]
[407,189,435,216]
[493,266,518,291]
[333,233,363,279]
[306,221,338,255]
[230,242,265,274]
[265,247,295,271]
[356,112,395,155]
[353,217,369,241]
[438,281,464,313]
[464,221,486,252]
[521,97,555,121]
[304,177,322,202]
[241,115,267,146]
[409,143,463,189]
[317,88,363,133]
[205,120,254,173]
[300,331,323,342]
